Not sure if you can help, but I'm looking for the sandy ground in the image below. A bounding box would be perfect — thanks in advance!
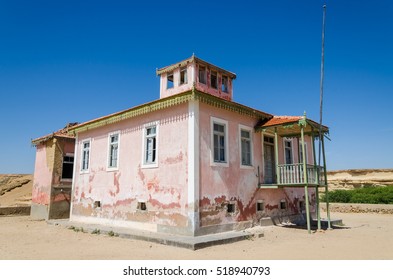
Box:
[0,175,32,207]
[0,211,392,260]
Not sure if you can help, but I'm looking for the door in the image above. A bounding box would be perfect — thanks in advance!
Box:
[264,137,276,184]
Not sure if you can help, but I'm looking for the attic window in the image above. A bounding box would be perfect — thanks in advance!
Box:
[180,68,187,85]
[199,66,206,84]
[210,71,218,89]
[221,75,228,93]
[167,73,174,89]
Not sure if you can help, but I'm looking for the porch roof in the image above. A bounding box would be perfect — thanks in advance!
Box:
[256,115,329,137]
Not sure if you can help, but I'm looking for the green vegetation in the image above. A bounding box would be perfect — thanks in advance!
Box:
[91,228,100,235]
[322,186,393,204]
[107,230,119,237]
[68,226,85,233]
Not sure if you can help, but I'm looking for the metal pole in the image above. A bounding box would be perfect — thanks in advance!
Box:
[318,5,327,170]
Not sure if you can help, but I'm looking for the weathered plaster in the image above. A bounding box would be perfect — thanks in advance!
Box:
[70,103,190,232]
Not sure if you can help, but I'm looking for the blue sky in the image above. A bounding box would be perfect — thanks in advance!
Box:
[0,0,392,173]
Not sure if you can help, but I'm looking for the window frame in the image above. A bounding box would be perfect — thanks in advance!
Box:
[142,121,159,168]
[166,72,174,89]
[221,75,229,93]
[107,131,120,171]
[210,70,218,89]
[210,117,229,167]
[284,138,293,164]
[179,67,188,85]
[61,153,74,180]
[80,138,91,173]
[299,141,308,164]
[239,125,253,168]
[198,66,206,84]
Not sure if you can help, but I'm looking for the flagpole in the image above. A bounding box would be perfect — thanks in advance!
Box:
[318,4,331,230]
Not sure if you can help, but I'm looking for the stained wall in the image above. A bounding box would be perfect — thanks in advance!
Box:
[70,103,191,234]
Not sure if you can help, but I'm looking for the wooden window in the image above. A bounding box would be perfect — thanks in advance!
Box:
[180,68,187,85]
[167,73,174,89]
[81,140,90,172]
[213,123,226,163]
[241,129,252,166]
[61,155,74,179]
[210,71,218,89]
[221,75,228,92]
[284,139,293,164]
[108,132,119,169]
[144,125,157,164]
[198,66,206,84]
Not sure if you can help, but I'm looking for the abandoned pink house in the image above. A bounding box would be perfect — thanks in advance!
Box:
[31,56,330,235]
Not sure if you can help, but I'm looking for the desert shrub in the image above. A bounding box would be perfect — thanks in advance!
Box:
[322,185,393,204]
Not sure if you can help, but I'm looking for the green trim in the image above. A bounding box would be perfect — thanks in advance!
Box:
[68,90,271,135]
[156,55,237,79]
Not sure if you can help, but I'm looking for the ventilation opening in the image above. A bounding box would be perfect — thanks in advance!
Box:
[299,201,305,212]
[137,202,147,211]
[256,201,265,212]
[280,200,287,210]
[227,202,236,213]
[94,201,101,209]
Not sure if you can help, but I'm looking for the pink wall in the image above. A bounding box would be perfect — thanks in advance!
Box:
[32,144,53,205]
[275,135,315,165]
[194,64,233,101]
[71,103,190,229]
[159,63,234,101]
[198,103,262,226]
[160,64,194,98]
[198,103,314,228]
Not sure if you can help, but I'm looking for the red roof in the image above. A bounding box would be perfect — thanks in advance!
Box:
[32,123,78,146]
[261,116,302,127]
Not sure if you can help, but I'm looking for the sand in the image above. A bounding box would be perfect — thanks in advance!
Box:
[0,211,392,260]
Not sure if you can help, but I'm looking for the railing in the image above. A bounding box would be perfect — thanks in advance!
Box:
[277,163,326,185]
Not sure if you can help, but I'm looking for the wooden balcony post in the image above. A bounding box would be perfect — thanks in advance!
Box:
[322,135,332,229]
[301,124,311,234]
[274,128,280,184]
[312,133,321,230]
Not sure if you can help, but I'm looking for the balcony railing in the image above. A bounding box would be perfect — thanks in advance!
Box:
[277,163,326,186]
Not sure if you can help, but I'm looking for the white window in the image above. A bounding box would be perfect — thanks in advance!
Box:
[108,132,119,169]
[180,67,187,85]
[211,117,228,166]
[221,75,228,93]
[240,127,252,166]
[284,139,293,164]
[299,141,308,164]
[198,66,206,84]
[167,72,174,89]
[81,139,91,172]
[143,123,158,167]
[210,71,218,89]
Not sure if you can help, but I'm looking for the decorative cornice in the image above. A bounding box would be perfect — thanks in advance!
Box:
[156,55,237,79]
[68,90,271,135]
